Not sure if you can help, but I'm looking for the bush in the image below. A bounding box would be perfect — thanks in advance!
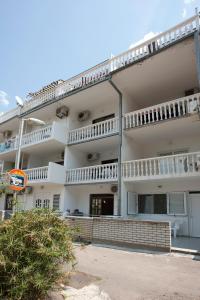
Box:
[0,209,75,300]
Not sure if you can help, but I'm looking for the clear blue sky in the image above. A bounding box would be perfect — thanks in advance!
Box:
[0,0,198,113]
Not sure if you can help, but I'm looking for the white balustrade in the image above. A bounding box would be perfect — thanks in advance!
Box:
[21,125,52,147]
[66,163,118,184]
[122,152,200,180]
[124,93,200,129]
[25,166,49,182]
[13,15,198,116]
[0,107,20,124]
[68,117,119,144]
[0,137,18,154]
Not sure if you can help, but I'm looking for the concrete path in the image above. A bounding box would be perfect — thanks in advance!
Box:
[71,244,200,300]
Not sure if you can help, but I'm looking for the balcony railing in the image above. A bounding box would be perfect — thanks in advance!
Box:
[21,125,52,147]
[0,138,18,154]
[66,162,118,184]
[25,162,66,184]
[0,15,195,123]
[68,117,119,144]
[124,93,200,129]
[122,152,200,181]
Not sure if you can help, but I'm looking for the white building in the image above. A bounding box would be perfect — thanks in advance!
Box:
[0,14,200,238]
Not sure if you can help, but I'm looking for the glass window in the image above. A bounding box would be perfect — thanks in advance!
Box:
[138,194,167,214]
[43,199,50,209]
[168,192,186,215]
[53,194,60,211]
[35,199,42,208]
[127,192,137,215]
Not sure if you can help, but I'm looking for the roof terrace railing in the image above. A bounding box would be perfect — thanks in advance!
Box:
[0,15,199,124]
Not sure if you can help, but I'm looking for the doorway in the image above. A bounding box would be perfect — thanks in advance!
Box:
[189,193,200,237]
[5,194,13,211]
[90,194,114,216]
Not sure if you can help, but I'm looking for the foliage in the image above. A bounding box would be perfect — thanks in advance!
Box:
[0,209,75,300]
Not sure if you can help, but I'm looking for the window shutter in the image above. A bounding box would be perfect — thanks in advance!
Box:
[53,194,60,211]
[168,192,186,215]
[127,192,137,215]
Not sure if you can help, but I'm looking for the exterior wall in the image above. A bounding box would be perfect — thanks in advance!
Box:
[18,184,65,211]
[68,100,117,130]
[122,178,200,236]
[66,216,171,252]
[64,184,118,216]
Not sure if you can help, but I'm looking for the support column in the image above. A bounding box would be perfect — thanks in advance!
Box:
[194,9,200,89]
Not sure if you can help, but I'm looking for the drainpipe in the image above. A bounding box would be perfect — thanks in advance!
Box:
[194,8,200,90]
[108,79,122,216]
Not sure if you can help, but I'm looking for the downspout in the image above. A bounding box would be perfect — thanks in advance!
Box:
[108,79,122,216]
[194,8,200,90]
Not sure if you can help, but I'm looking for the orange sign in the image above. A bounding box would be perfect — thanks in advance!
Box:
[8,169,27,191]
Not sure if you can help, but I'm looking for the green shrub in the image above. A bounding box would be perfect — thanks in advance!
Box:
[0,209,75,300]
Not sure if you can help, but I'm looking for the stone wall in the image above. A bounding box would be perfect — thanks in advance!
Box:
[66,216,171,252]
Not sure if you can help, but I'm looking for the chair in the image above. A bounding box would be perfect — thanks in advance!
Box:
[171,221,182,238]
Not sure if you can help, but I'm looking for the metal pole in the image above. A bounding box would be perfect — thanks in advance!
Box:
[14,118,25,211]
[15,118,25,169]
[108,79,122,216]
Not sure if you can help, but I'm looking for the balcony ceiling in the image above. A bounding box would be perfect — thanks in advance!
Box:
[125,115,200,143]
[24,80,117,123]
[68,134,119,153]
[112,36,198,108]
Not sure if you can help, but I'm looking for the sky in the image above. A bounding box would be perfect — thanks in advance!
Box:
[0,0,199,113]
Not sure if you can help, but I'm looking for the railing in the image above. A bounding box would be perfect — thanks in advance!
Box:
[122,152,200,180]
[25,166,49,182]
[21,125,52,147]
[11,15,198,116]
[0,137,18,154]
[66,162,118,184]
[0,107,20,124]
[68,117,119,144]
[124,93,200,129]
[111,16,197,71]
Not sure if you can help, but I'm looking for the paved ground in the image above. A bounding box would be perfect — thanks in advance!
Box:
[70,244,200,300]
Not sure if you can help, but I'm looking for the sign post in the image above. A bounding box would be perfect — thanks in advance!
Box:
[7,169,27,210]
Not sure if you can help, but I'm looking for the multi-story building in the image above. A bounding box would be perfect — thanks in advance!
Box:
[0,13,200,239]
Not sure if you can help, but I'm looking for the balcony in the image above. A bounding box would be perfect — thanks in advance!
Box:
[122,152,200,181]
[0,122,67,157]
[124,93,200,130]
[66,162,118,184]
[68,117,119,145]
[0,15,194,121]
[25,162,66,185]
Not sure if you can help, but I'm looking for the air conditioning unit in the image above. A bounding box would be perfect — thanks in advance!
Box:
[56,106,69,119]
[111,185,118,193]
[3,130,12,139]
[78,110,90,122]
[87,153,100,162]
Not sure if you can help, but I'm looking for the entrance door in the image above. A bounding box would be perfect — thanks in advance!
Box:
[5,194,13,210]
[90,194,114,216]
[190,194,200,237]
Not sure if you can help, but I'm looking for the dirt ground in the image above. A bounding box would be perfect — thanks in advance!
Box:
[69,244,200,300]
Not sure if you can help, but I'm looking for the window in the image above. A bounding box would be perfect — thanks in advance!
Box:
[168,192,186,215]
[35,198,50,209]
[138,194,167,214]
[53,194,60,211]
[127,192,137,215]
[35,199,42,208]
[92,114,115,124]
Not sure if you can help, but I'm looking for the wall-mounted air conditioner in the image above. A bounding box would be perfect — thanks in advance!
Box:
[87,153,100,162]
[78,110,90,122]
[56,106,69,119]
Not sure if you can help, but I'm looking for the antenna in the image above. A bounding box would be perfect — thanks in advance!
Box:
[15,96,24,107]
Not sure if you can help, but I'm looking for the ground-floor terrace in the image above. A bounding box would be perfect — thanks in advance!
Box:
[0,176,200,252]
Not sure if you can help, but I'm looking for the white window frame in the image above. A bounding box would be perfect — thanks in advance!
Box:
[127,192,138,215]
[167,192,187,216]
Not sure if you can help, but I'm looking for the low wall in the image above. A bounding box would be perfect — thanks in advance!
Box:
[66,216,171,252]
